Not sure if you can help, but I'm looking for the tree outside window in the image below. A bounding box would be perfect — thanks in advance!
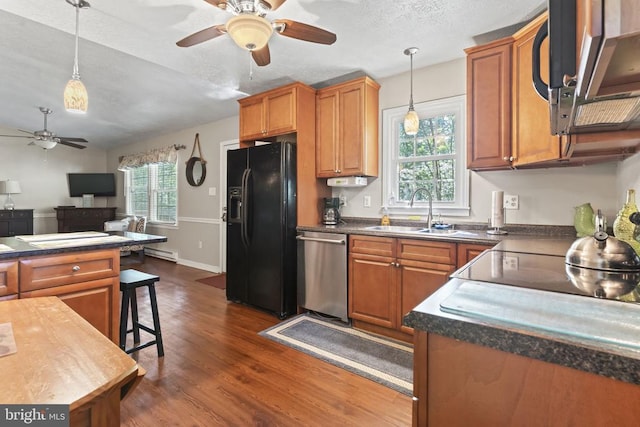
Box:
[125,162,177,223]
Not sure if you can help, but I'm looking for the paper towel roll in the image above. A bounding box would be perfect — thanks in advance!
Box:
[491,191,504,228]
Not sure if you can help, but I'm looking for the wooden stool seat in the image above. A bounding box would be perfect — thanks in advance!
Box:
[119,269,164,357]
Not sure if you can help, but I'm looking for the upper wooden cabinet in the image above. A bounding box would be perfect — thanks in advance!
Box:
[466,11,639,170]
[316,76,380,178]
[238,82,309,142]
[237,82,331,226]
[466,38,513,169]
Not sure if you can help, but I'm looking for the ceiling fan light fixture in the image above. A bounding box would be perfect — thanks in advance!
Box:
[403,47,419,136]
[64,0,90,114]
[34,139,58,150]
[226,14,273,51]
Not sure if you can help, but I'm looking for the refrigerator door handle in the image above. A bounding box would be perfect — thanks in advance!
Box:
[241,168,252,249]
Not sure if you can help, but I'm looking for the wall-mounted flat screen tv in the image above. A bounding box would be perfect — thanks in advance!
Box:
[67,173,116,197]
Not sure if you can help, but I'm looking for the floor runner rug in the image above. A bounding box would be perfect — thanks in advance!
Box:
[195,274,226,289]
[259,314,413,395]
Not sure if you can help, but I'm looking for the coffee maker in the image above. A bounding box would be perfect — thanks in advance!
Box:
[322,197,341,225]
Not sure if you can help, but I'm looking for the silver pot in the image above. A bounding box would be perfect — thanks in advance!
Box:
[565,209,640,297]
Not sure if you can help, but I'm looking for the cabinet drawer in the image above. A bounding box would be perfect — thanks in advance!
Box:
[0,260,18,297]
[19,249,119,292]
[350,235,395,257]
[397,239,456,265]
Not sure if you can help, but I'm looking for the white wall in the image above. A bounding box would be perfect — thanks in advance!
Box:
[0,128,108,234]
[106,116,238,272]
[335,58,623,227]
[616,152,640,210]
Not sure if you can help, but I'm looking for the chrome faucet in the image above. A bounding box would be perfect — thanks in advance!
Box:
[409,187,433,229]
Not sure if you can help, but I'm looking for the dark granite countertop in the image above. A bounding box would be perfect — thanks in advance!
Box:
[0,231,167,260]
[298,218,577,245]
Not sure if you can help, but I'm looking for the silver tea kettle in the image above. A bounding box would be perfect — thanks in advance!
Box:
[565,210,640,298]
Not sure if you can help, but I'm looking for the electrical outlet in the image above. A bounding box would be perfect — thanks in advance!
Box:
[339,193,347,207]
[363,195,371,208]
[198,241,203,249]
[208,187,216,196]
[504,194,519,210]
[503,255,519,270]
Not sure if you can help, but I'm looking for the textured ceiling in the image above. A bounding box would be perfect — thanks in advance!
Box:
[0,0,545,150]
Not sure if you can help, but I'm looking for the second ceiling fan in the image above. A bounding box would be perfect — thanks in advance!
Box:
[176,0,337,66]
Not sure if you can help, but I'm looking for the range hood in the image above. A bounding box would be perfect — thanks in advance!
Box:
[535,0,640,135]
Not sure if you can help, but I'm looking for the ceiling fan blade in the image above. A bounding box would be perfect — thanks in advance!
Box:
[58,140,87,149]
[252,45,271,67]
[274,19,336,45]
[263,0,287,11]
[18,129,34,135]
[176,24,226,47]
[0,134,33,138]
[58,137,88,143]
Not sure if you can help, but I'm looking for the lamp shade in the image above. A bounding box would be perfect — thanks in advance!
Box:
[404,109,420,136]
[0,180,21,194]
[226,14,273,51]
[64,77,89,113]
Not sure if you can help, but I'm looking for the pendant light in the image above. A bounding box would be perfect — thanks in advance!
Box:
[403,47,419,136]
[64,0,90,114]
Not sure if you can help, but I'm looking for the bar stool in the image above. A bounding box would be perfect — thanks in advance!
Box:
[119,269,164,357]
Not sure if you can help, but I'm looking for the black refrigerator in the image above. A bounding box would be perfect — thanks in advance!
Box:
[226,142,297,319]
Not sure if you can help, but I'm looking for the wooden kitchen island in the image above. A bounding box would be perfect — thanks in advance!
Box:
[0,231,167,343]
[0,297,143,426]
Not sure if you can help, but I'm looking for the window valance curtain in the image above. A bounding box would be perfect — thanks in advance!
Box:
[118,145,179,170]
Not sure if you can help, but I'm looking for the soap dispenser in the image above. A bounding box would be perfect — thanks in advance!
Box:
[381,207,391,226]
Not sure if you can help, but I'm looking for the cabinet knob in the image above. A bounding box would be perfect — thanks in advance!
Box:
[72,265,81,272]
[503,156,515,162]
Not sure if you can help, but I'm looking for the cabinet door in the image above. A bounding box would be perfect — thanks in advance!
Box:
[0,260,18,297]
[349,235,396,328]
[398,260,455,335]
[265,88,296,136]
[316,90,339,177]
[512,15,563,166]
[339,83,365,175]
[239,96,266,141]
[20,277,119,343]
[457,243,494,268]
[466,38,513,170]
[349,253,397,329]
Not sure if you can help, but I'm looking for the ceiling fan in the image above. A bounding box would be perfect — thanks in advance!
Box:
[176,0,337,66]
[0,107,88,150]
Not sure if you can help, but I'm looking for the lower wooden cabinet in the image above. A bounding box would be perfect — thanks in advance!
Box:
[0,260,18,299]
[16,249,120,343]
[457,243,494,268]
[349,235,456,341]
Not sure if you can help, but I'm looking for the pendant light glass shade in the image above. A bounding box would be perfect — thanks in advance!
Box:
[64,0,89,114]
[64,77,88,113]
[404,109,419,135]
[226,14,273,51]
[403,47,419,136]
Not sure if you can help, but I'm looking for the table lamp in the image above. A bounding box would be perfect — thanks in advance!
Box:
[0,180,21,210]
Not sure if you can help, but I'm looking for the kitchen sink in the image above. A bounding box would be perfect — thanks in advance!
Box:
[364,225,474,236]
[364,225,428,233]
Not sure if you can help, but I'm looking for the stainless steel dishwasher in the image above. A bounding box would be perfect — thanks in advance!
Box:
[296,231,348,322]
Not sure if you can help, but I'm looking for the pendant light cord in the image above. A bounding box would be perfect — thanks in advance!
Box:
[409,51,414,110]
[72,3,80,79]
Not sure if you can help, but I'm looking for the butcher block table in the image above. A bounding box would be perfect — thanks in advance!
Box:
[0,297,144,426]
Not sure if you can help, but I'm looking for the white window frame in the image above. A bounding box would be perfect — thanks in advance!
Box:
[124,163,177,225]
[382,95,469,217]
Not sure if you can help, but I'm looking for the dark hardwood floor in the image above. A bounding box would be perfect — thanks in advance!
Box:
[120,257,412,426]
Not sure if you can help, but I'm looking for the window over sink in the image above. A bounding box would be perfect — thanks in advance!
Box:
[382,95,469,216]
